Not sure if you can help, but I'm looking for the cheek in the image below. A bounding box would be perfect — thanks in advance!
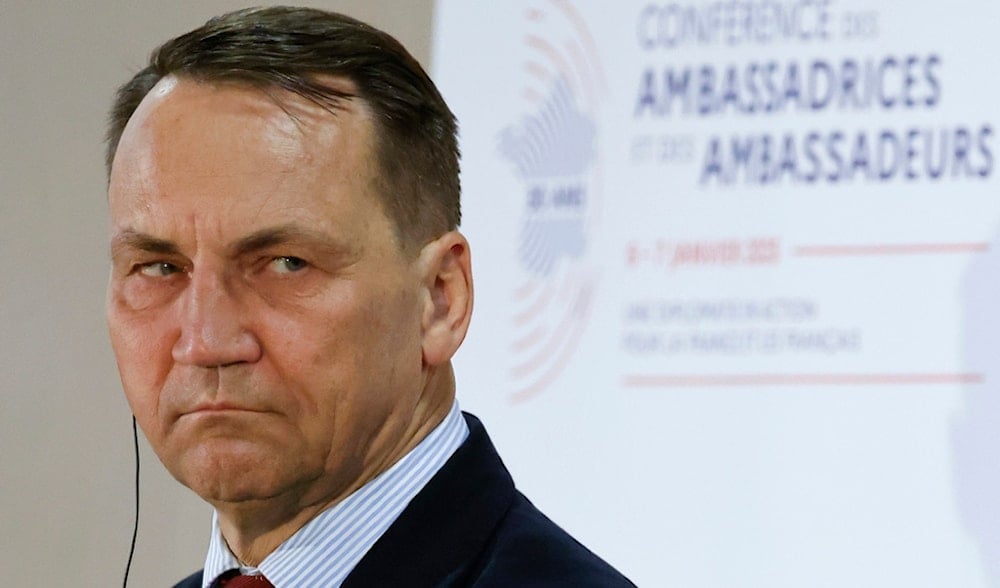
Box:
[107,304,177,423]
[342,288,425,396]
[259,290,402,406]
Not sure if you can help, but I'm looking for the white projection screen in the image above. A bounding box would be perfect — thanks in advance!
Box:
[433,1,998,586]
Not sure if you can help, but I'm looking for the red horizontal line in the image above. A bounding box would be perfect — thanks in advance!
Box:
[623,373,983,387]
[795,243,989,257]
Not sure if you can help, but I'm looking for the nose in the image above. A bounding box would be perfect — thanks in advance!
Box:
[172,268,262,367]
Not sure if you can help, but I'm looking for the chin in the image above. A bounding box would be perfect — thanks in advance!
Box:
[182,465,299,505]
[171,440,305,504]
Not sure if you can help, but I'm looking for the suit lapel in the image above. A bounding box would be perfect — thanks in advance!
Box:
[342,414,515,587]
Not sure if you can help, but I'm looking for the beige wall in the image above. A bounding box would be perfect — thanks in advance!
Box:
[0,2,433,585]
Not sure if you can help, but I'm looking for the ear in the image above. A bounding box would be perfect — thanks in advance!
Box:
[418,231,473,366]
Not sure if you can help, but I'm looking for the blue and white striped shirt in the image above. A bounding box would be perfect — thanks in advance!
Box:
[200,401,469,587]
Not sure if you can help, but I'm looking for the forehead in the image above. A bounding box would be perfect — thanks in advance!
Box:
[112,74,371,178]
[108,76,383,238]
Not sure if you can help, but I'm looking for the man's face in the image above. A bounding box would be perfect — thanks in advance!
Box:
[107,77,428,507]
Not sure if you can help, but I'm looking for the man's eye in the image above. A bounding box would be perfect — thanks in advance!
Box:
[138,262,181,277]
[270,256,308,274]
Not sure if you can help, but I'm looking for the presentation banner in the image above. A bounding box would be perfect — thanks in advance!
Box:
[433,2,998,586]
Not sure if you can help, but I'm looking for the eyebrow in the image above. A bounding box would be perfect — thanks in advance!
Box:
[230,224,349,257]
[110,230,182,257]
[109,224,352,259]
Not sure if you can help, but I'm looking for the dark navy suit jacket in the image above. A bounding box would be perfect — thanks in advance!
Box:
[174,413,635,587]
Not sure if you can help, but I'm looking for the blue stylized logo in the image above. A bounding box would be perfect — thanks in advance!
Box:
[497,3,605,403]
[500,78,595,276]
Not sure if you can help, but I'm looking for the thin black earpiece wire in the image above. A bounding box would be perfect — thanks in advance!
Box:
[123,416,140,588]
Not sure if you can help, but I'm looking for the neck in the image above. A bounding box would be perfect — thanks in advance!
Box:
[213,363,457,566]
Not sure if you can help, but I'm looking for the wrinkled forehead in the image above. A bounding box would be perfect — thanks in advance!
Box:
[106,75,386,242]
[110,74,372,181]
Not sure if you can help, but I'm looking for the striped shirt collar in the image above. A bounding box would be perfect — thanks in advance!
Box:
[201,401,469,588]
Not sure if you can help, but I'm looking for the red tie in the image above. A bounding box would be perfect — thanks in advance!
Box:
[217,570,275,587]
